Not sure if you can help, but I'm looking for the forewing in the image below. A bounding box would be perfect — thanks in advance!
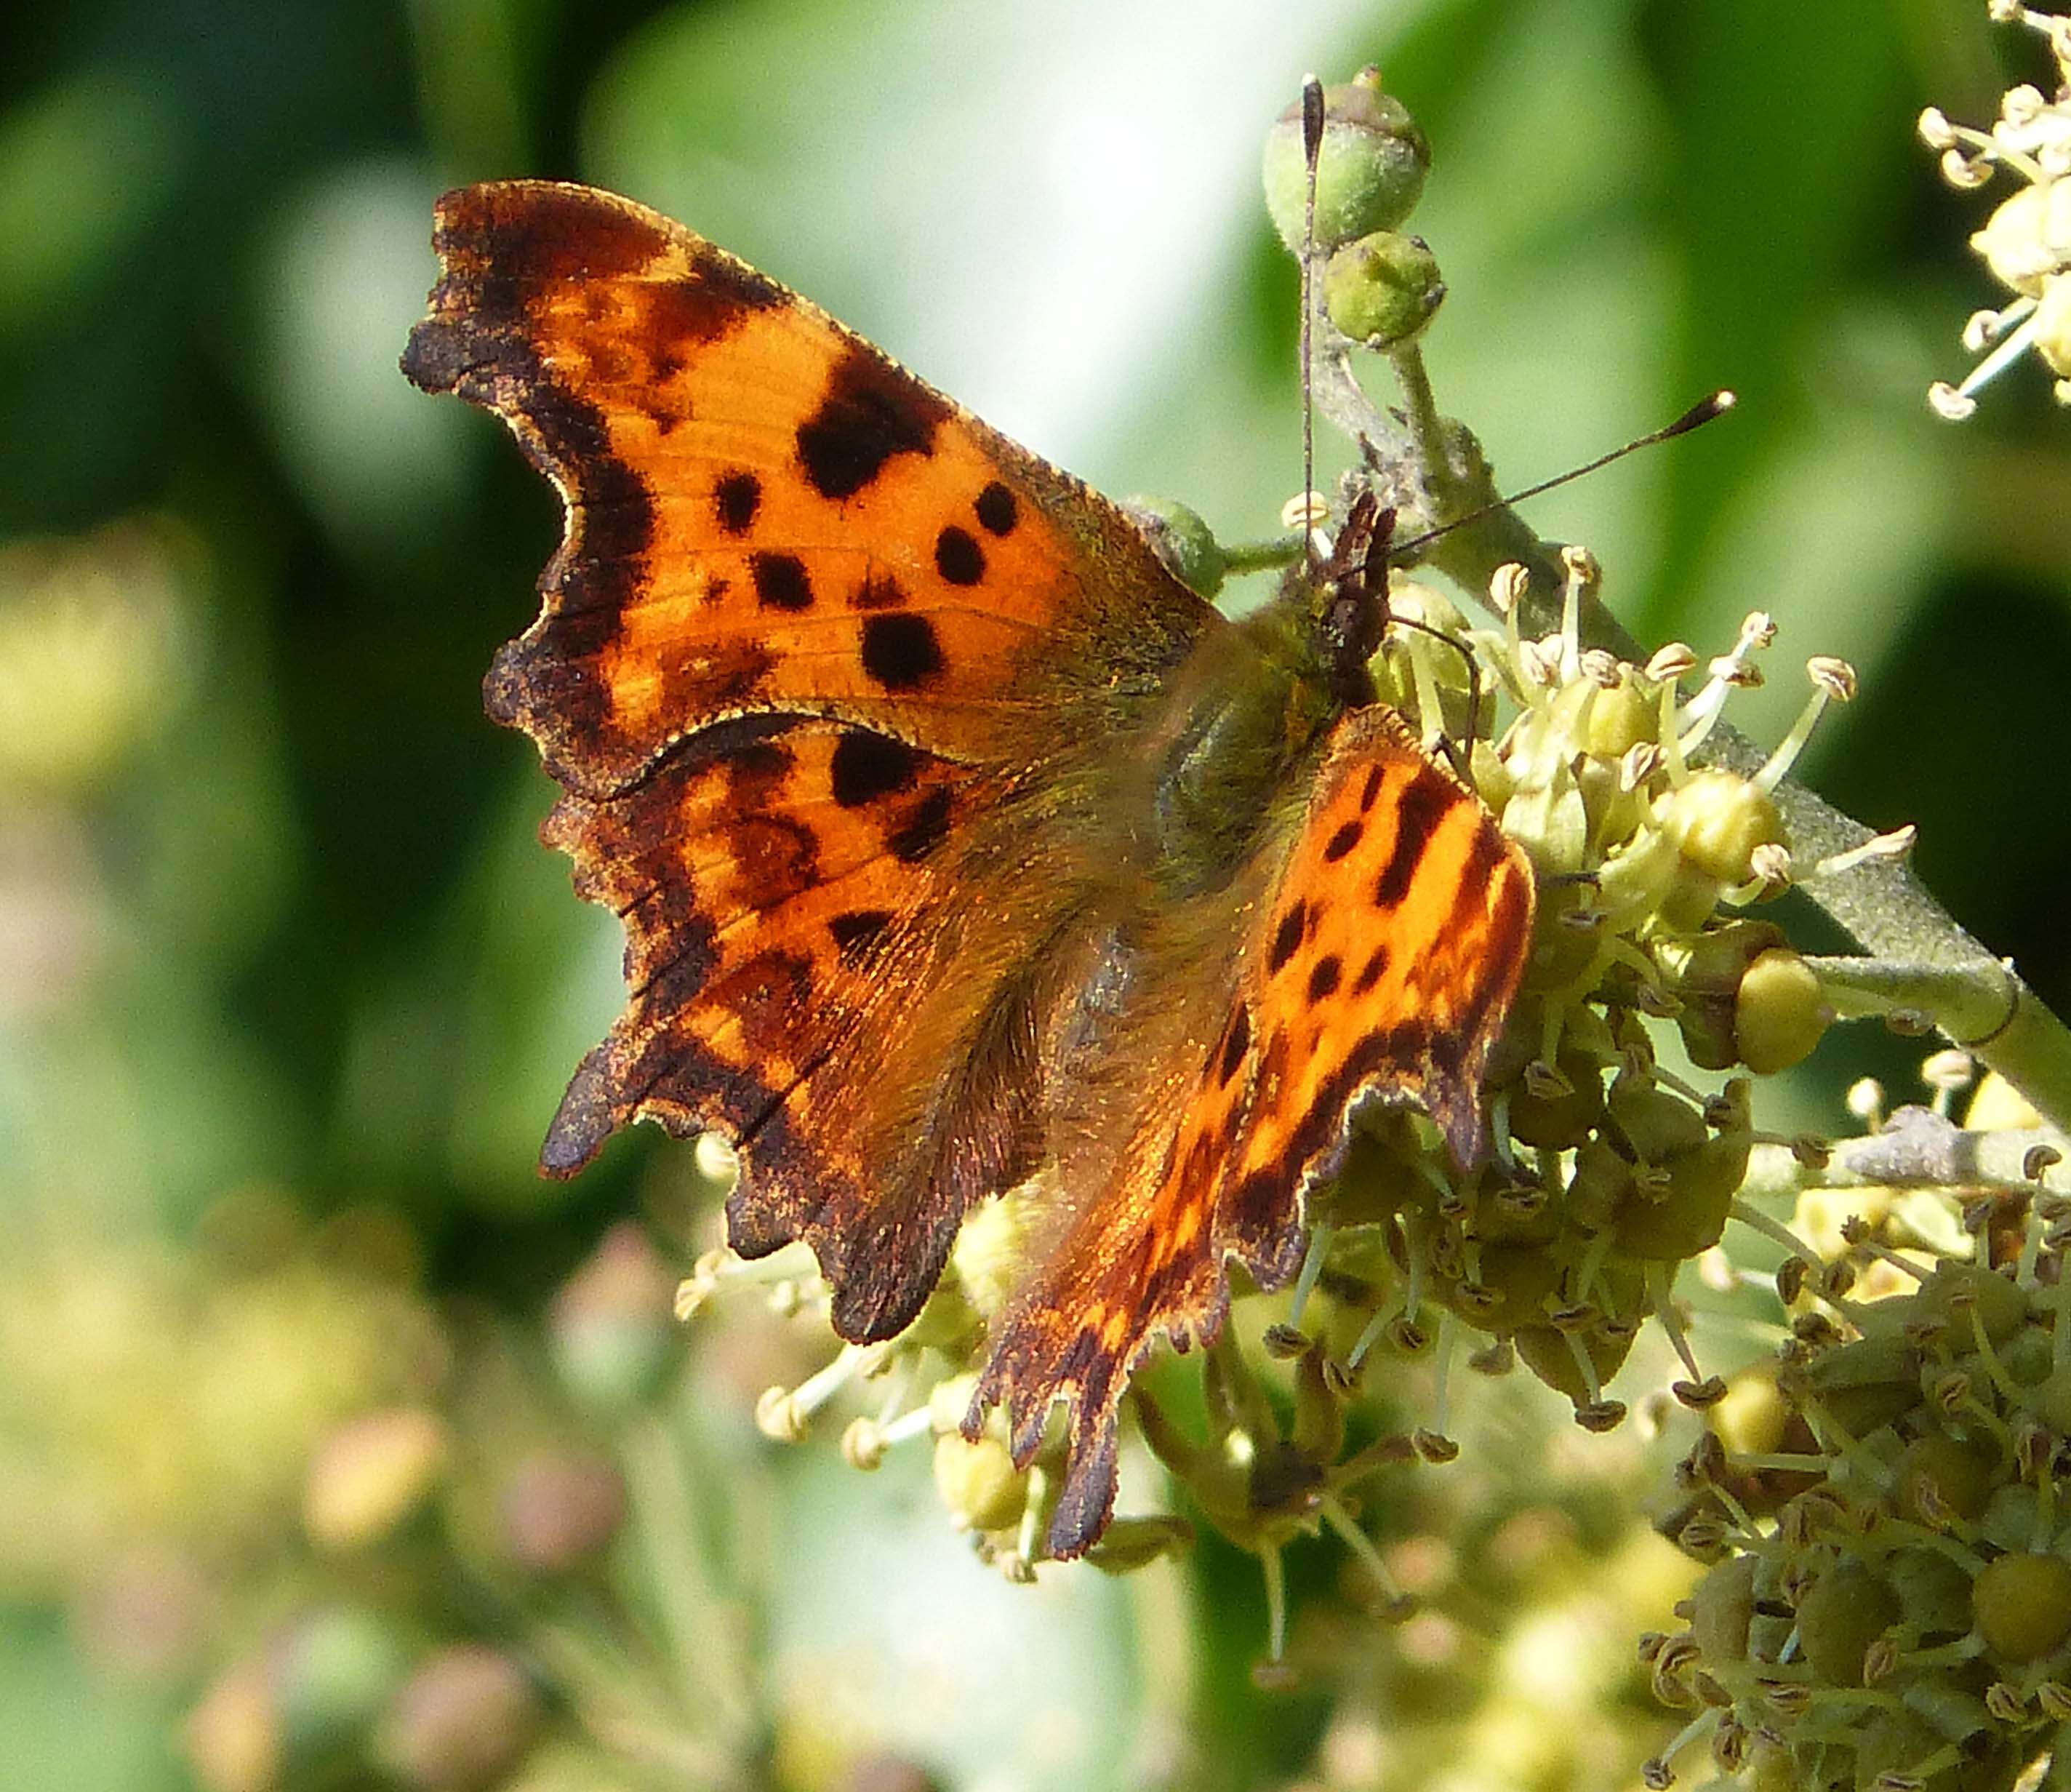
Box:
[400,180,1211,794]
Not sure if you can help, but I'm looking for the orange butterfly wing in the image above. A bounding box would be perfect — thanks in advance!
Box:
[402,182,1207,788]
[975,705,1534,1555]
[401,182,1215,1341]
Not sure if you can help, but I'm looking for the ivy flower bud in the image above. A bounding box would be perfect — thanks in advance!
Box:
[303,1407,449,1551]
[376,1645,542,1791]
[1584,669,1657,760]
[1658,920,1787,1071]
[1689,1554,1758,1665]
[1506,1041,1606,1148]
[1125,496,1226,597]
[1732,947,1832,1076]
[1973,1552,2071,1662]
[1659,767,1785,884]
[1323,231,1445,346]
[1262,69,1431,252]
[548,1223,679,1414]
[932,1432,1027,1534]
[1795,1559,1899,1688]
[499,1449,627,1572]
[272,1607,410,1761]
[1970,179,2071,296]
[1891,1433,1995,1526]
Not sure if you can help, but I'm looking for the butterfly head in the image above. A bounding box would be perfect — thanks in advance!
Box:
[1299,490,1397,705]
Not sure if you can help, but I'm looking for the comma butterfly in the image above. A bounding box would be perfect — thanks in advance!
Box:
[401,181,1534,1556]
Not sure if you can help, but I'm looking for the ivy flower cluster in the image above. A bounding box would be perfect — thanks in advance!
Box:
[1924,2,2071,417]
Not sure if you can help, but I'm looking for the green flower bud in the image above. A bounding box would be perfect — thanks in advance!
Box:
[1710,1360,1791,1458]
[1513,1321,1632,1407]
[1690,1553,1757,1663]
[1657,920,1787,1072]
[1608,1076,1707,1162]
[271,1607,409,1761]
[1507,1043,1606,1149]
[1658,767,1785,885]
[1973,1551,2071,1662]
[1322,231,1443,346]
[1468,737,1513,810]
[1439,1239,1561,1332]
[1614,1127,1750,1263]
[1502,760,1590,879]
[1318,1122,1422,1227]
[1262,69,1430,253]
[1583,672,1657,760]
[1891,1433,1995,1526]
[1124,496,1226,598]
[1733,947,1831,1075]
[1800,1335,1920,1437]
[1912,1260,2030,1346]
[1796,1558,1897,1687]
[548,1223,678,1415]
[1517,878,1601,991]
[932,1432,1028,1534]
[1566,1135,1635,1231]
[945,1182,1042,1324]
[1084,1514,1195,1574]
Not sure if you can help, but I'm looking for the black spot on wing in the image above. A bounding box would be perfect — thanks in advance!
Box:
[1323,820,1363,863]
[934,525,985,586]
[1307,956,1342,1001]
[750,551,813,611]
[860,612,945,690]
[1373,774,1452,910]
[1443,818,1507,934]
[713,470,761,535]
[830,732,923,808]
[975,481,1019,535]
[1216,1007,1251,1087]
[828,908,894,965]
[1267,903,1307,975]
[795,344,948,501]
[1352,942,1392,994]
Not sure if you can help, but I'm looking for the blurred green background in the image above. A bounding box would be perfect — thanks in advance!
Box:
[3,1,2067,1788]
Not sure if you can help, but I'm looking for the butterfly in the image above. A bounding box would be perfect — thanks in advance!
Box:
[402,181,1534,1558]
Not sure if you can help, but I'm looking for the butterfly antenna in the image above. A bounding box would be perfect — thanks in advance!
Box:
[1389,389,1736,561]
[1377,391,1734,767]
[1299,74,1324,578]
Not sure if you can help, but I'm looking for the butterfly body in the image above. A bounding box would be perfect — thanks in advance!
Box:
[404,181,1534,1556]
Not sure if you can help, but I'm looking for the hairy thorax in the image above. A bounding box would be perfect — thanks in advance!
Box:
[1141,598,1353,902]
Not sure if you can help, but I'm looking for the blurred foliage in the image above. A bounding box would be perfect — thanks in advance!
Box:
[2,1,2068,1790]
